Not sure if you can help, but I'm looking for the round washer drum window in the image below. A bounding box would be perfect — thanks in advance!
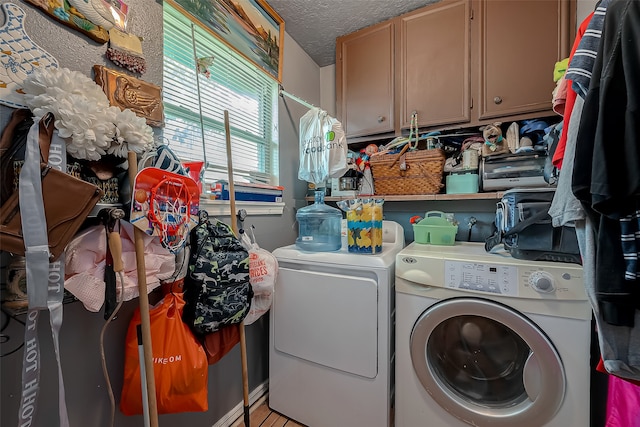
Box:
[410,297,566,427]
[428,314,530,406]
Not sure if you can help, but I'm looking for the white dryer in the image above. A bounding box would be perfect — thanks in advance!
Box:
[395,242,591,427]
[269,221,404,427]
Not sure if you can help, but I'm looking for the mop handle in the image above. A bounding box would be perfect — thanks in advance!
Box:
[128,151,159,427]
[224,110,251,427]
[137,325,151,427]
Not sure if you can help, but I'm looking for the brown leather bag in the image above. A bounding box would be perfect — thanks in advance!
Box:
[0,113,103,262]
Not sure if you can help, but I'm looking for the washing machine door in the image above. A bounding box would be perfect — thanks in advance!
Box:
[410,297,565,427]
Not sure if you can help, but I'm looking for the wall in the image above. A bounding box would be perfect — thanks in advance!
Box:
[577,0,598,24]
[278,32,321,213]
[0,1,315,426]
[319,64,336,117]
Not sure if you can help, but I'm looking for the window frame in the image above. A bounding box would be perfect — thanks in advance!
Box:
[162,2,280,195]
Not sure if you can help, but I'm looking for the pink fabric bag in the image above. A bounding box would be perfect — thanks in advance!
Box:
[606,376,640,427]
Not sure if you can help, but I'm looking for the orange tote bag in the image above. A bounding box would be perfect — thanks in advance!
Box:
[120,292,209,415]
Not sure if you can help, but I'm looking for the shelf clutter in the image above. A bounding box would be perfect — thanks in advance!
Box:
[306,191,505,202]
[318,115,560,203]
[208,180,284,203]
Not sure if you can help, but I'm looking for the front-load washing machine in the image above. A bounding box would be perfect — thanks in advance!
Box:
[395,242,591,427]
[269,221,404,427]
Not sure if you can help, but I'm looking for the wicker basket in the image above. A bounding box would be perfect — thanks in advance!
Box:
[369,148,445,195]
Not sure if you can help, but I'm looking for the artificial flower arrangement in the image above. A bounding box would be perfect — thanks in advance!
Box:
[21,67,154,162]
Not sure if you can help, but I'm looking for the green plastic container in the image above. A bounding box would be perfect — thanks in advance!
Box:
[412,211,458,245]
[446,172,479,194]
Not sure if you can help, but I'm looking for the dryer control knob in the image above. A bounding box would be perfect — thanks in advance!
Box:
[529,271,555,293]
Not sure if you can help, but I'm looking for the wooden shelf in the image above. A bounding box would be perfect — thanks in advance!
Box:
[307,192,505,202]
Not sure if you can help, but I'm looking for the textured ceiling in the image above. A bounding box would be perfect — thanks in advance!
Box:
[268,0,438,67]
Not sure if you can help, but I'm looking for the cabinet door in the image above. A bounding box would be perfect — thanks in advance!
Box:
[477,0,571,120]
[336,21,394,137]
[399,0,471,129]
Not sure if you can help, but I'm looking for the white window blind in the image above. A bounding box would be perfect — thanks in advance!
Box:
[163,3,279,186]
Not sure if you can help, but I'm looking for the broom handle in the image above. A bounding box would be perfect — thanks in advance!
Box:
[224,111,251,427]
[128,151,159,427]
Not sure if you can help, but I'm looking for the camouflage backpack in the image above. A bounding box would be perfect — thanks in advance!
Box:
[183,210,253,335]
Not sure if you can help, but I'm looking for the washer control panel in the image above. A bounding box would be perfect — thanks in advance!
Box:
[445,260,519,296]
[442,259,583,299]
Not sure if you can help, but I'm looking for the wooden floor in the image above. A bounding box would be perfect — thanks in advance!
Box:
[233,400,307,427]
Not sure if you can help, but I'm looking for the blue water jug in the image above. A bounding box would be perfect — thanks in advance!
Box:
[296,190,342,252]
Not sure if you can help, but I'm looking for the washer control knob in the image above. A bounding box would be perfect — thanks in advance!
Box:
[529,271,555,293]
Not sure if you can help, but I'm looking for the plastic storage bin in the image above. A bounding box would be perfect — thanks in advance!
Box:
[296,190,342,252]
[412,211,458,245]
[446,172,479,194]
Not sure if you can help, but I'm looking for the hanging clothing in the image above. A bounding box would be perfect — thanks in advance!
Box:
[572,0,640,216]
[565,0,612,99]
[551,11,593,169]
[577,216,640,381]
[572,0,640,325]
[550,94,640,382]
[552,75,568,116]
[565,0,640,382]
[549,97,587,227]
[550,0,640,384]
[65,222,176,312]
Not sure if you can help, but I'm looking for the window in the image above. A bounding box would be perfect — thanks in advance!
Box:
[163,3,279,188]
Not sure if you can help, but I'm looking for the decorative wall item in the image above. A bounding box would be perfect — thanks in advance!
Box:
[196,56,215,78]
[67,0,115,31]
[21,67,154,160]
[167,0,284,82]
[93,65,164,127]
[0,3,59,109]
[22,0,109,43]
[106,28,147,74]
[67,0,130,32]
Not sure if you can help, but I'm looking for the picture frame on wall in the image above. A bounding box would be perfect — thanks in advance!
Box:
[167,0,284,82]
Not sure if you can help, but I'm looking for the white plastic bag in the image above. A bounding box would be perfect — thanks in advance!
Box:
[244,245,278,325]
[298,107,348,185]
[324,115,349,179]
[239,229,278,325]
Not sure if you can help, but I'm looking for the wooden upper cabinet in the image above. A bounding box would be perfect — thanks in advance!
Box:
[335,0,575,139]
[475,0,573,120]
[399,0,471,129]
[336,21,395,138]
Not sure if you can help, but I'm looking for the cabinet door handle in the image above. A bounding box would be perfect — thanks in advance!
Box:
[493,96,503,105]
[377,116,385,123]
